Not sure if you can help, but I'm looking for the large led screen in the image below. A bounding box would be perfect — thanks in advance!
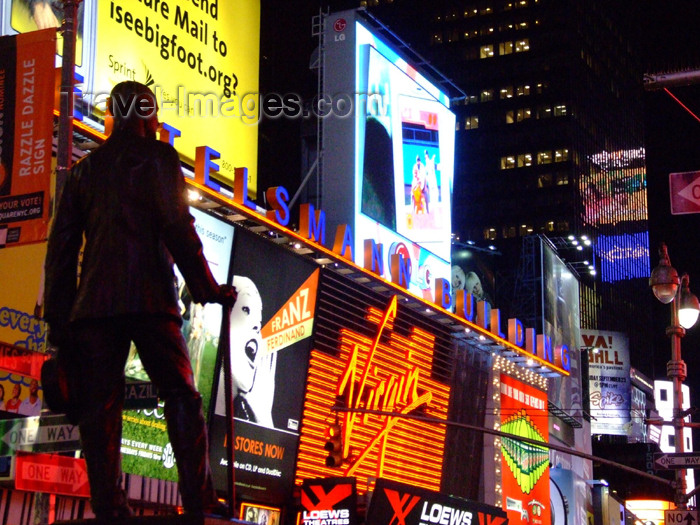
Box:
[209,226,319,504]
[0,0,260,197]
[322,11,455,301]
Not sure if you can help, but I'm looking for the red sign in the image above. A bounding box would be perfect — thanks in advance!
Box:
[670,171,700,215]
[500,374,550,525]
[15,452,90,498]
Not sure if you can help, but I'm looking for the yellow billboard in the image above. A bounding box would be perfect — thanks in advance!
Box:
[2,0,261,198]
[92,1,260,196]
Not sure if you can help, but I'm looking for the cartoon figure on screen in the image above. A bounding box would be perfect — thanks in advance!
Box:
[215,275,276,428]
[424,150,439,213]
[411,155,427,214]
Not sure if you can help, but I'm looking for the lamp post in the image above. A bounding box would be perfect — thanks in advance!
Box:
[650,243,700,509]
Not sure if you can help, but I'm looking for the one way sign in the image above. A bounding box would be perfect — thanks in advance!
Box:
[665,509,698,525]
[670,171,700,215]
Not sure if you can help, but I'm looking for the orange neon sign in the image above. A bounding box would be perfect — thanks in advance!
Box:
[295,296,450,493]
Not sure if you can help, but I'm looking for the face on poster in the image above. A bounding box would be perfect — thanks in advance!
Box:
[500,374,550,525]
[209,227,318,503]
[354,21,454,298]
[121,207,234,481]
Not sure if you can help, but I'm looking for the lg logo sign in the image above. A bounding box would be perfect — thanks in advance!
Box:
[333,18,346,41]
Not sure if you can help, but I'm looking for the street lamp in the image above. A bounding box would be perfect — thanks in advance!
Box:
[650,242,700,509]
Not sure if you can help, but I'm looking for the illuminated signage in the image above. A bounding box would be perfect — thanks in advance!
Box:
[500,374,550,525]
[0,29,55,247]
[298,477,358,525]
[595,232,650,283]
[295,295,450,493]
[2,0,260,197]
[365,478,506,525]
[582,330,631,436]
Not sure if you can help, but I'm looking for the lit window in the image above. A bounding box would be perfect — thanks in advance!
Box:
[505,110,515,124]
[537,106,552,119]
[537,174,553,187]
[480,89,494,102]
[432,33,443,44]
[537,151,552,164]
[480,45,495,58]
[546,221,555,232]
[484,227,498,240]
[554,149,569,162]
[516,108,531,121]
[500,86,514,99]
[517,153,533,167]
[518,224,532,236]
[517,21,529,30]
[499,41,514,55]
[518,0,528,7]
[464,30,477,39]
[481,26,496,36]
[515,39,530,52]
[501,156,516,169]
[465,94,478,104]
[480,6,493,14]
[555,173,569,185]
[536,82,547,94]
[464,116,479,129]
[554,104,567,116]
[517,85,531,96]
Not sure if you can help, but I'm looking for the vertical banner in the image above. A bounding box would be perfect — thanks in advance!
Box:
[209,227,320,503]
[366,478,507,525]
[298,477,357,525]
[500,374,550,525]
[0,29,55,247]
[581,329,631,436]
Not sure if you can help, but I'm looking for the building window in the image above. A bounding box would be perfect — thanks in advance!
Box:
[517,153,533,167]
[480,44,495,58]
[501,156,516,169]
[538,174,553,187]
[660,389,668,401]
[555,172,570,185]
[464,94,479,104]
[516,21,529,30]
[502,225,517,238]
[481,89,494,102]
[537,106,552,119]
[484,227,497,240]
[554,104,567,116]
[515,39,530,52]
[464,7,478,17]
[506,110,515,124]
[499,41,514,55]
[464,29,478,39]
[536,82,548,94]
[464,116,479,129]
[431,33,443,44]
[555,148,569,162]
[668,435,675,448]
[516,84,531,96]
[480,5,493,15]
[519,224,533,235]
[517,108,531,121]
[481,26,496,36]
[537,151,552,164]
[500,86,514,99]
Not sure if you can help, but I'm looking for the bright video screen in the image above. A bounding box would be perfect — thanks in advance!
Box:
[354,22,455,296]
